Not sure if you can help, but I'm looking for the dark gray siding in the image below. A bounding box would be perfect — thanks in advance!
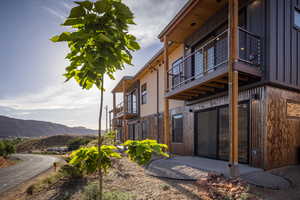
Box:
[267,0,300,88]
[184,0,266,77]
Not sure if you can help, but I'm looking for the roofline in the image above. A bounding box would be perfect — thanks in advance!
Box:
[158,0,196,40]
[132,48,164,80]
[111,76,134,93]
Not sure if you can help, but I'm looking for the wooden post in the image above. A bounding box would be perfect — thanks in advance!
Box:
[112,92,116,131]
[122,81,127,142]
[109,110,112,132]
[163,36,171,150]
[228,0,239,177]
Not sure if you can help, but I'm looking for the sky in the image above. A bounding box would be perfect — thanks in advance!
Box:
[0,0,187,129]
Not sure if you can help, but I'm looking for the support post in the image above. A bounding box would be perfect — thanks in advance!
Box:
[228,0,239,177]
[122,81,127,142]
[163,36,171,150]
[109,110,112,132]
[112,92,116,130]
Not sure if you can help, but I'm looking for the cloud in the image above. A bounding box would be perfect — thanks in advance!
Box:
[0,83,100,110]
[125,0,188,47]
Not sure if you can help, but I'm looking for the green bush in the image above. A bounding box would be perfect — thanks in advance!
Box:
[122,140,169,165]
[82,183,133,200]
[0,140,16,157]
[59,164,83,179]
[69,146,121,175]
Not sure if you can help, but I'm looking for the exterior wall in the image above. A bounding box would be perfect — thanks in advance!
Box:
[169,86,267,168]
[265,86,300,169]
[140,69,158,117]
[168,44,185,109]
[267,0,300,88]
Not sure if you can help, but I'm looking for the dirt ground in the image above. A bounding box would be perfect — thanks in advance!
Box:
[0,157,19,169]
[1,158,299,200]
[0,158,257,200]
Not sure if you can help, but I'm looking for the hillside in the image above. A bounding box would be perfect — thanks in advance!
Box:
[16,135,96,152]
[0,115,97,138]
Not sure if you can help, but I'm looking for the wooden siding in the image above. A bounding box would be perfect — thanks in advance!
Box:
[170,86,267,168]
[267,0,300,88]
[265,86,300,169]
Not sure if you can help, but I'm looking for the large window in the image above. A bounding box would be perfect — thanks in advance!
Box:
[172,114,183,143]
[295,7,300,29]
[141,83,147,104]
[127,90,137,114]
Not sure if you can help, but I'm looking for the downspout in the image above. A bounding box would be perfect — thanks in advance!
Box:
[156,65,160,142]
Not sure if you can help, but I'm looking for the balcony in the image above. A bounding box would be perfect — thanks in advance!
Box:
[112,118,123,128]
[166,28,262,100]
[114,101,138,119]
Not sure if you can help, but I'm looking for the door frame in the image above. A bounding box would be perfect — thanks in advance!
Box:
[193,100,250,164]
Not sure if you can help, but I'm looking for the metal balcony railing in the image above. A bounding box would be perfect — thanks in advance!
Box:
[167,27,261,91]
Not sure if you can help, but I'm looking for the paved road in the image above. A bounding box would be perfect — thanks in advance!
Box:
[0,154,59,194]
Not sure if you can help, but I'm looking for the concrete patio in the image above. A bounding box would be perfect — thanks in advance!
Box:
[146,156,291,190]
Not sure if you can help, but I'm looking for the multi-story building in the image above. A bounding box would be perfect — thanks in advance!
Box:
[112,0,300,170]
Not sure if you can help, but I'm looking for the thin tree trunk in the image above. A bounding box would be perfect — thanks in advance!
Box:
[97,77,104,200]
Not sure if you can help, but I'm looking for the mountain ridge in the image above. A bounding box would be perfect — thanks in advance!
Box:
[0,115,97,138]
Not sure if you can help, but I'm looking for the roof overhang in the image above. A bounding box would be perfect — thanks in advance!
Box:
[111,76,134,93]
[158,0,227,43]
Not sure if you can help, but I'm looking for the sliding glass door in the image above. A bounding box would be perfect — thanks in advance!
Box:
[195,102,249,163]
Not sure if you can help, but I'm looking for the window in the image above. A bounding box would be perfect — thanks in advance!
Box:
[172,114,183,143]
[126,90,137,114]
[172,58,183,88]
[141,83,147,104]
[295,7,300,29]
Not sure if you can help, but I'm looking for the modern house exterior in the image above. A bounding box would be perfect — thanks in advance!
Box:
[112,0,300,170]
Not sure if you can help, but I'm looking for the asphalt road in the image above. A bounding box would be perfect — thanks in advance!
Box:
[0,154,59,194]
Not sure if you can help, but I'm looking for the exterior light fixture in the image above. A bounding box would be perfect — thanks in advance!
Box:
[240,47,245,51]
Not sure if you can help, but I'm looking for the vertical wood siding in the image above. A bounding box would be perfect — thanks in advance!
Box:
[265,86,300,169]
[267,0,300,87]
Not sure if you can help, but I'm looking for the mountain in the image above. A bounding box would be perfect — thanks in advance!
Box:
[0,115,97,138]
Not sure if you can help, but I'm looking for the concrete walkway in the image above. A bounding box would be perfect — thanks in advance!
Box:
[146,156,291,190]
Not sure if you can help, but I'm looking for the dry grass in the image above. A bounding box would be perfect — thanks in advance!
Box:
[0,156,19,169]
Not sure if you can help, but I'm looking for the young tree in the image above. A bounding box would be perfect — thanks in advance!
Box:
[51,0,140,199]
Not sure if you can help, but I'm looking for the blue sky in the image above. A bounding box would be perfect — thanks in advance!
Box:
[0,0,187,129]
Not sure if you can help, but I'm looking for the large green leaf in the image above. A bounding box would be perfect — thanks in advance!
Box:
[62,18,84,26]
[94,0,111,13]
[74,1,93,10]
[68,6,86,18]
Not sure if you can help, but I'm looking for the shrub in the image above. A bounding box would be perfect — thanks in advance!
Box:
[69,146,121,175]
[122,140,169,165]
[59,164,83,179]
[0,140,16,157]
[26,184,37,195]
[82,183,133,200]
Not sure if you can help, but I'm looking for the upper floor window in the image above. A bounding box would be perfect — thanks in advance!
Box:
[127,90,137,114]
[172,58,183,88]
[295,7,300,30]
[141,83,147,104]
[172,114,183,143]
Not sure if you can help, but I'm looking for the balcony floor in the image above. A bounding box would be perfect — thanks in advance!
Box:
[165,61,262,101]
